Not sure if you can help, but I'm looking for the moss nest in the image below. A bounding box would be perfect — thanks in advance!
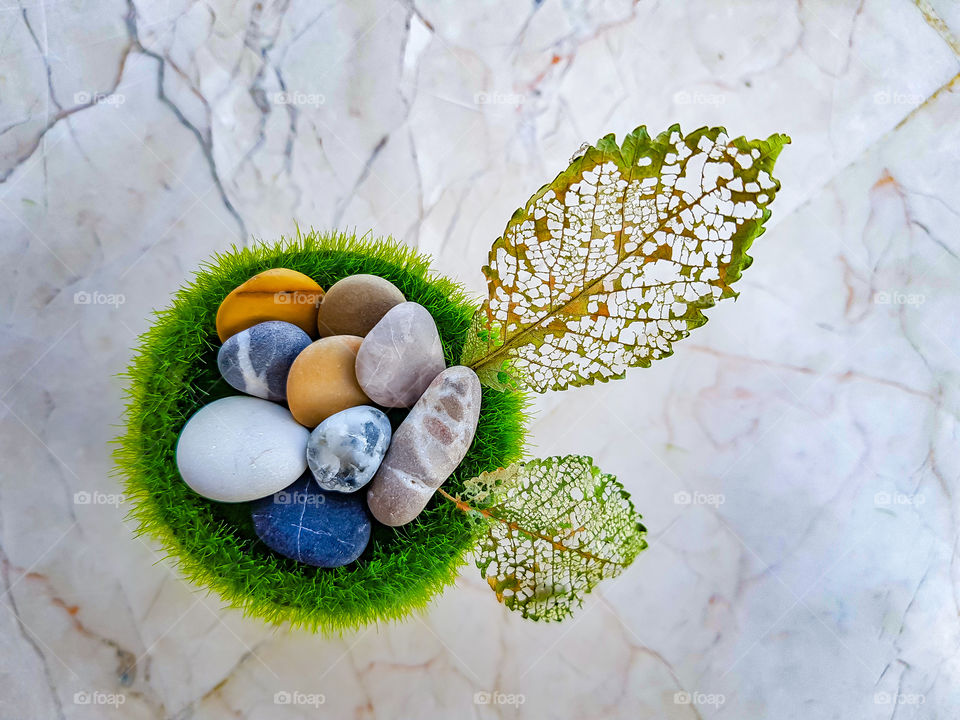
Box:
[114,230,529,632]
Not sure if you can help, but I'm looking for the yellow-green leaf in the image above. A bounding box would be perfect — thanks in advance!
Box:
[461,124,789,391]
[450,455,647,622]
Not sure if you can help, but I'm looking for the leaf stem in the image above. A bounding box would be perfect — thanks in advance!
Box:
[437,487,617,566]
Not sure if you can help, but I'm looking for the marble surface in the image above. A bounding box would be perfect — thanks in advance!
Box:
[1,0,959,718]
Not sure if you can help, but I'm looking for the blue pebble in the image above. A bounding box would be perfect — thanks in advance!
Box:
[307,406,391,493]
[251,473,371,568]
[217,321,310,401]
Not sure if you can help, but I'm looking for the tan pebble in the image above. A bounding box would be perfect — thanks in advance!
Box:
[216,268,324,341]
[317,274,405,337]
[286,336,369,428]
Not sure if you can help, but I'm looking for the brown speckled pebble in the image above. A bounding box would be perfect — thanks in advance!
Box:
[317,274,405,337]
[366,366,481,526]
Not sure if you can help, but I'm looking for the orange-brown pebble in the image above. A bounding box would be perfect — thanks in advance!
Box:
[286,336,369,428]
[215,268,324,342]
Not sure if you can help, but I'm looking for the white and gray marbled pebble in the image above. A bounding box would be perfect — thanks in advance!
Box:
[355,302,446,408]
[307,406,392,493]
[217,320,311,401]
[176,396,309,502]
[366,366,481,526]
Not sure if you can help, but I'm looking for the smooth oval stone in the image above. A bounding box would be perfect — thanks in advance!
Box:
[317,274,405,338]
[307,406,391,493]
[215,268,324,342]
[355,302,446,408]
[286,335,369,428]
[251,473,371,567]
[217,321,311,401]
[366,366,481,526]
[176,396,309,502]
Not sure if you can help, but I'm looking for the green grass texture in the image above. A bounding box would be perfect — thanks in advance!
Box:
[114,229,529,633]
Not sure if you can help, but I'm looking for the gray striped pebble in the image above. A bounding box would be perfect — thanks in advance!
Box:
[217,321,311,401]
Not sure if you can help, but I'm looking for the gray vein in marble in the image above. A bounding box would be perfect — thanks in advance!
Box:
[123,0,247,241]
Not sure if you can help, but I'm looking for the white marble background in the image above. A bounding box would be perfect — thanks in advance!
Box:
[2,0,959,718]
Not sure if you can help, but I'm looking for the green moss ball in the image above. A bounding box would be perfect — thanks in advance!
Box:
[114,230,528,632]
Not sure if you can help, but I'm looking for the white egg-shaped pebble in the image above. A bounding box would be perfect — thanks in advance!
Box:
[176,396,309,502]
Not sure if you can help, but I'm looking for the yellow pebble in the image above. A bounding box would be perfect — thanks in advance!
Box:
[215,268,324,341]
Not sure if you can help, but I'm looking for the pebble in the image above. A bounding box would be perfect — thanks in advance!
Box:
[317,274,405,337]
[307,406,391,493]
[175,396,309,502]
[355,302,446,407]
[366,366,481,526]
[217,321,311,401]
[251,473,371,567]
[286,335,369,428]
[215,268,324,342]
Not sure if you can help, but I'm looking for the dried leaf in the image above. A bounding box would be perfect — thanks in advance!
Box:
[447,455,647,622]
[461,124,789,391]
